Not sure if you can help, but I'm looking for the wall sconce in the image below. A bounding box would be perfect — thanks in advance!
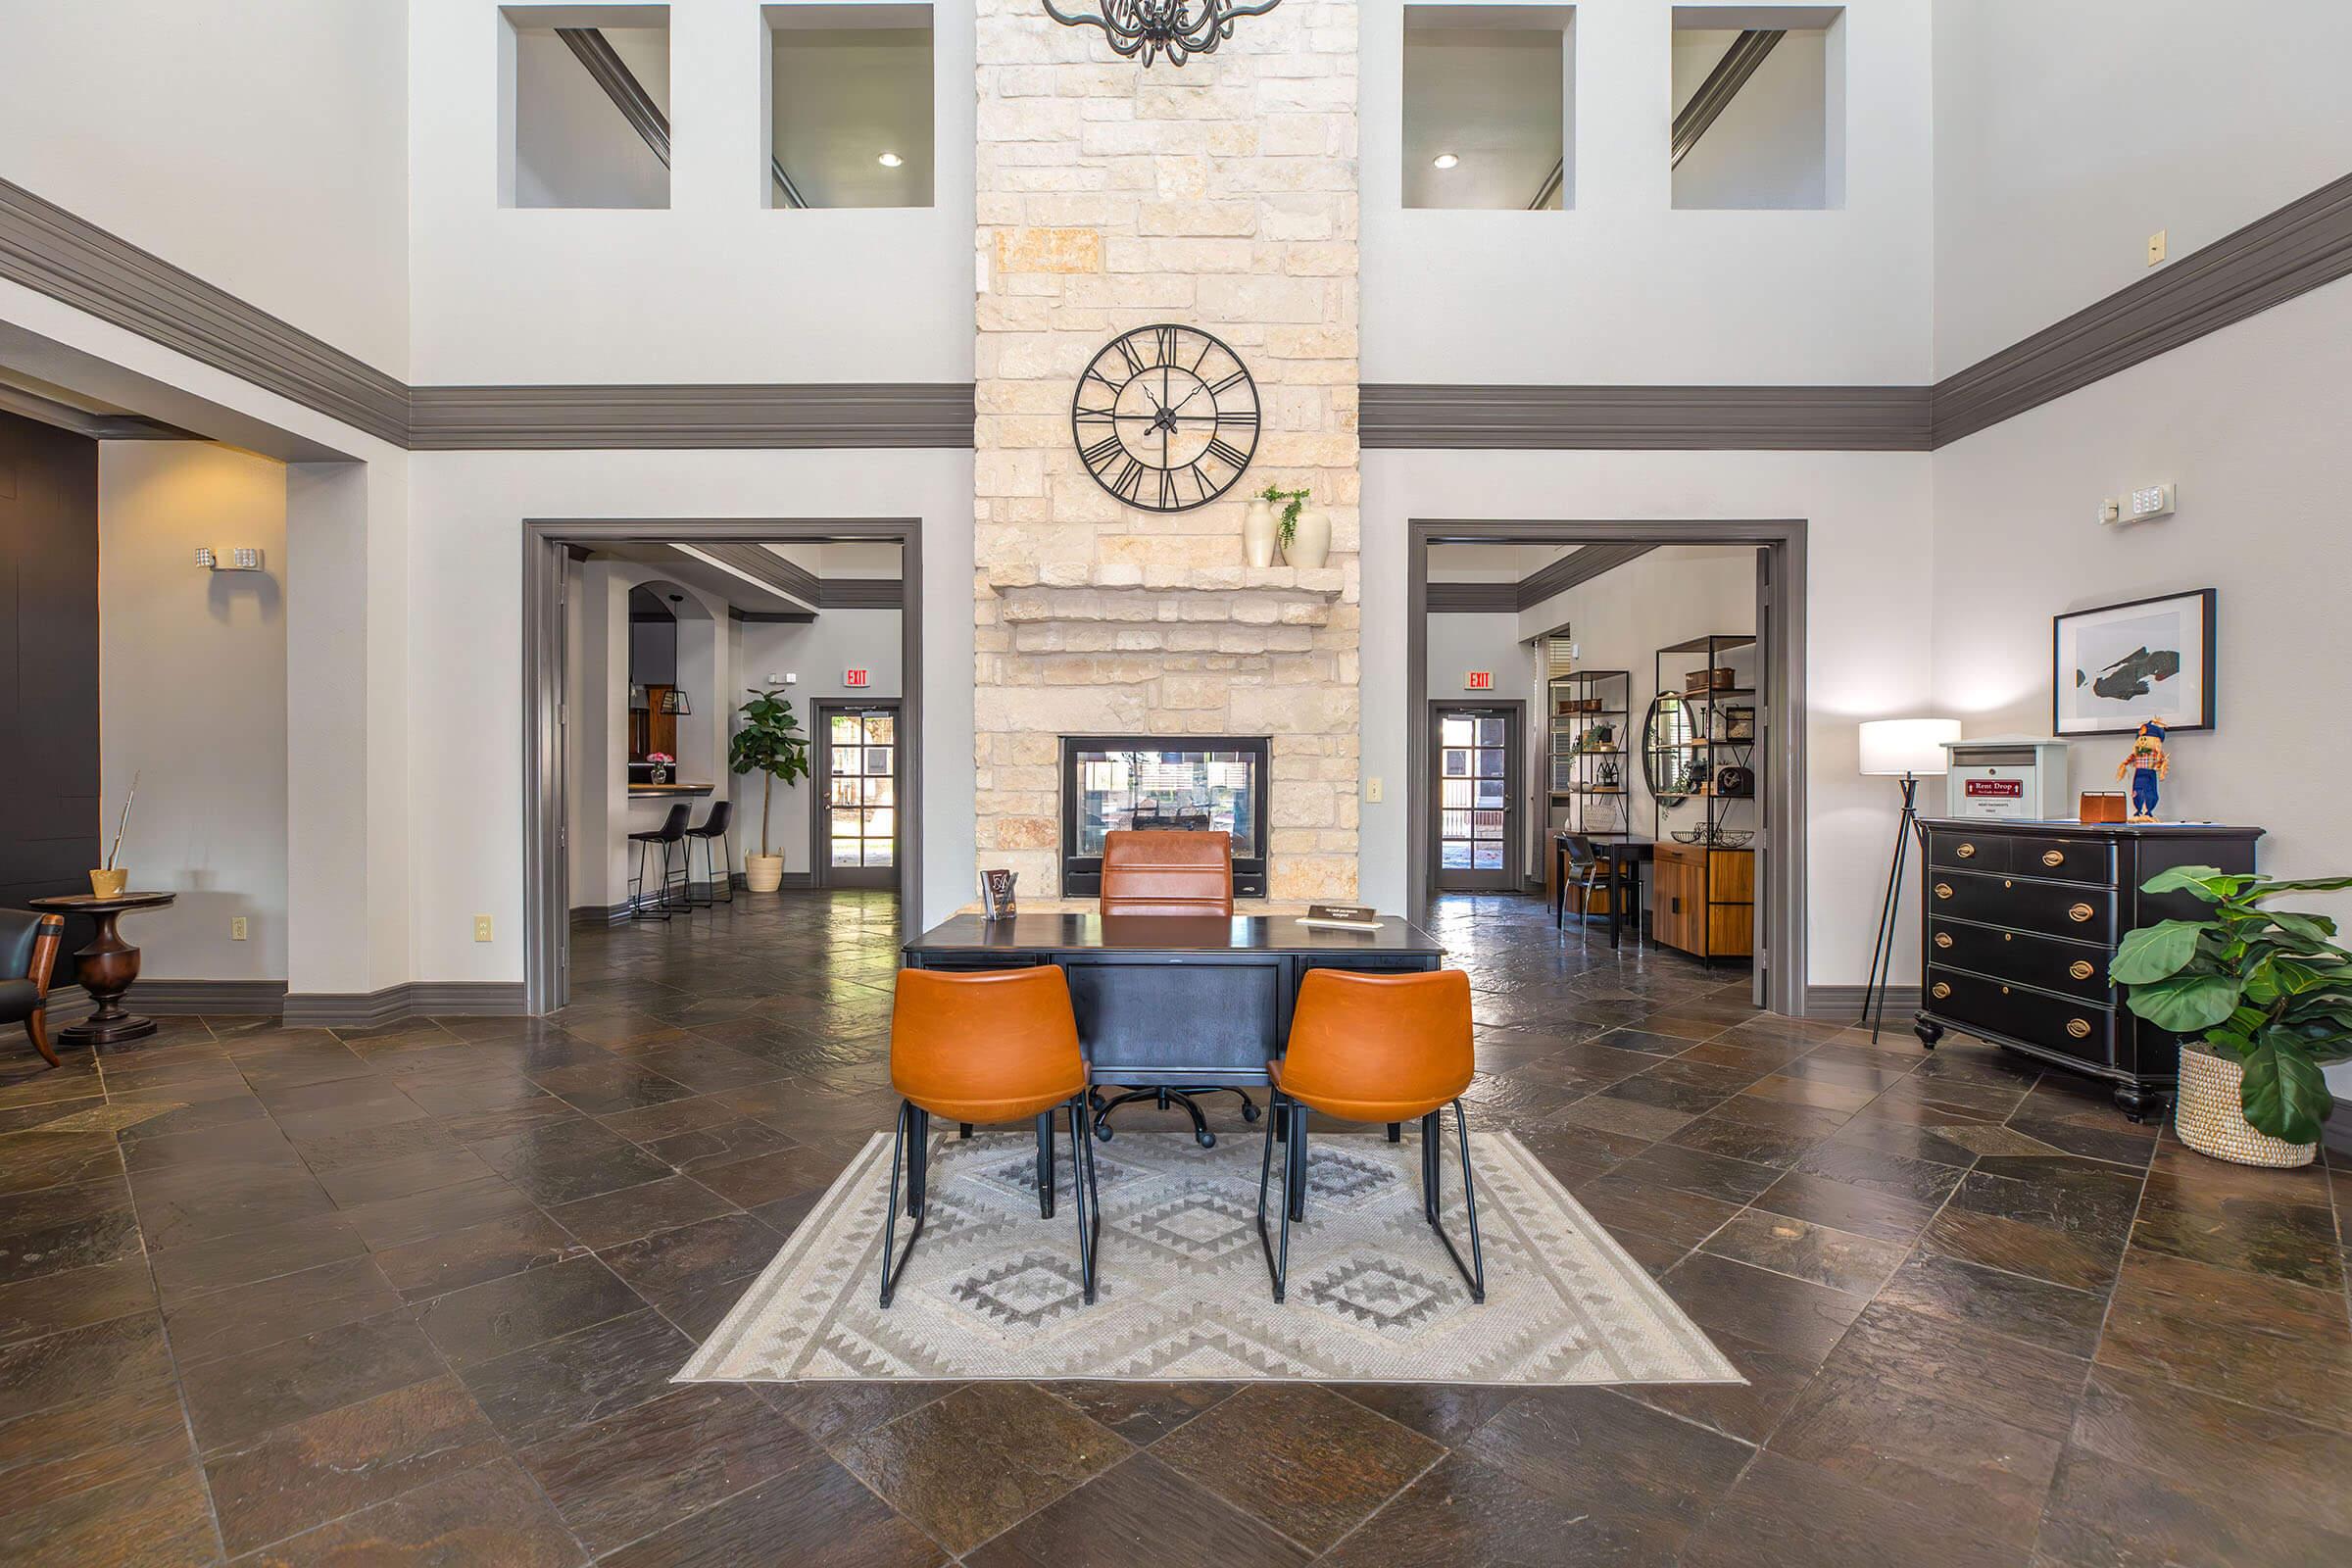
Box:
[195,547,266,571]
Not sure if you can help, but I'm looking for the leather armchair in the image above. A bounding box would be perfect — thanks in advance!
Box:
[1,909,67,1067]
[1090,829,1255,1145]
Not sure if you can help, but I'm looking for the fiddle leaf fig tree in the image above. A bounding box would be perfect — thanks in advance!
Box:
[728,687,811,857]
[2109,866,2352,1145]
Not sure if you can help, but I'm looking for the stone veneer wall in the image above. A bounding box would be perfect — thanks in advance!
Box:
[972,0,1362,904]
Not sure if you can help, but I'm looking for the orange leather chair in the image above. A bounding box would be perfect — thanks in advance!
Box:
[1091,829,1260,1148]
[1257,968,1487,1304]
[881,965,1101,1307]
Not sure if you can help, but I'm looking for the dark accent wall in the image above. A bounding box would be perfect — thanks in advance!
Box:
[0,411,99,983]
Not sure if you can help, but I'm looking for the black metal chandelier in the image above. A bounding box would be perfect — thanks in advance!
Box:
[1043,0,1283,68]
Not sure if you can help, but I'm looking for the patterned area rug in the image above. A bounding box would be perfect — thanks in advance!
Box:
[678,1130,1741,1387]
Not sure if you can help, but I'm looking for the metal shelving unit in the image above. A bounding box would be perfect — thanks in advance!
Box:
[1548,668,1631,837]
[1644,635,1758,962]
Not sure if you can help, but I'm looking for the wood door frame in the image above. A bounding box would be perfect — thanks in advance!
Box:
[1406,518,1807,1017]
[521,517,923,1014]
[811,697,903,890]
[1426,697,1526,894]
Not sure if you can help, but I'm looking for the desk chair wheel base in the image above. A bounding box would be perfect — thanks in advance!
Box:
[1090,1085,1257,1150]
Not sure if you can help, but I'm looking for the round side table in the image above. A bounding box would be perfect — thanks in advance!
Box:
[25,891,176,1048]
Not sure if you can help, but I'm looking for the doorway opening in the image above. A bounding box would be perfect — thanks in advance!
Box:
[521,518,921,1014]
[1407,520,1807,1015]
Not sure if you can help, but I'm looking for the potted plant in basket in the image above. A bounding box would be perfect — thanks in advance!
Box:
[728,687,811,894]
[2109,865,2352,1165]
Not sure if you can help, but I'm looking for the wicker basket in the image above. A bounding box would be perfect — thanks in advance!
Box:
[2175,1045,2317,1167]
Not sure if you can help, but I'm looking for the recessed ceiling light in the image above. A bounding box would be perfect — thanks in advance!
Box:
[878,151,904,168]
[1432,153,1459,170]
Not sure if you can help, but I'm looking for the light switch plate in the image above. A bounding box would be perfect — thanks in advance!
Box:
[2147,228,2167,266]
[1365,777,1385,804]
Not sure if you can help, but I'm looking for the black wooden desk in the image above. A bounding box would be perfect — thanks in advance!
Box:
[1551,835,1655,950]
[903,912,1446,1092]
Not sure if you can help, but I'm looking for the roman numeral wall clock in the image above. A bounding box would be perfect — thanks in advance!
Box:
[1072,323,1259,513]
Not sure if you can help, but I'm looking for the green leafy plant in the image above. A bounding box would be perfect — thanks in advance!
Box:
[1258,484,1310,555]
[728,687,811,857]
[2109,866,2352,1144]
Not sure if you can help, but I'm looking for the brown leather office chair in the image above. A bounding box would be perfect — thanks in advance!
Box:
[1258,968,1486,1304]
[1,910,66,1068]
[1091,829,1259,1148]
[881,965,1101,1307]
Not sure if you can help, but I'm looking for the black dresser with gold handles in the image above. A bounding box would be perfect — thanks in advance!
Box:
[1912,818,2264,1121]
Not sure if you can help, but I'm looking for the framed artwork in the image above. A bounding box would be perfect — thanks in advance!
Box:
[2052,588,2215,737]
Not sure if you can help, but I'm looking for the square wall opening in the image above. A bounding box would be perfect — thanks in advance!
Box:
[764,4,936,210]
[501,6,671,210]
[1671,6,1844,210]
[1403,6,1575,212]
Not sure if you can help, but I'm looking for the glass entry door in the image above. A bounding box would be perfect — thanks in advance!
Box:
[819,702,899,889]
[1433,704,1521,893]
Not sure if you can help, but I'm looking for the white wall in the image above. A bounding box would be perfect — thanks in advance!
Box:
[1931,0,2352,374]
[0,0,411,376]
[1361,0,1931,383]
[512,23,672,209]
[97,443,290,982]
[1364,448,1937,989]
[733,610,905,869]
[403,446,970,982]
[1930,275,2352,1089]
[410,0,975,382]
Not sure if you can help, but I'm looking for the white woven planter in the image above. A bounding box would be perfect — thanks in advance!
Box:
[2175,1045,2317,1168]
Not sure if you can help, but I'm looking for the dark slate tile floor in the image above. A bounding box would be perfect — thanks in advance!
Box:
[2,889,2348,1564]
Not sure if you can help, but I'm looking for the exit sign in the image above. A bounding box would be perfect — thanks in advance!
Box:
[845,669,869,688]
[1464,670,1493,690]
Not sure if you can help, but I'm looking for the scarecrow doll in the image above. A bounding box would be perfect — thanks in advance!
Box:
[2116,719,2171,822]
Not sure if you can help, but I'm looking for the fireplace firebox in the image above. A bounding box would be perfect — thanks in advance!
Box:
[1059,737,1270,898]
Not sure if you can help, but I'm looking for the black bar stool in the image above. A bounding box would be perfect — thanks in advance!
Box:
[627,804,691,920]
[684,800,734,906]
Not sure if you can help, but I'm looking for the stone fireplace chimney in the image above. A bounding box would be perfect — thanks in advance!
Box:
[972,0,1362,905]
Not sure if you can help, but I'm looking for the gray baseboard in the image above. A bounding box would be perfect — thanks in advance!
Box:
[1804,983,1920,1023]
[40,978,288,1020]
[280,981,530,1028]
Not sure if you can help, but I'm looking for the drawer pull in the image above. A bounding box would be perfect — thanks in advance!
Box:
[1934,932,1953,949]
[2041,850,2066,867]
[1931,982,1951,1000]
[2001,986,2011,995]
[2003,879,2014,889]
[2068,903,2095,923]
[1934,883,1953,900]
[2069,959,2095,980]
[1956,843,1976,858]
[2067,1018,2092,1039]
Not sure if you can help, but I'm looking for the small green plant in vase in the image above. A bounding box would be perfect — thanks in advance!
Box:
[2109,865,2352,1159]
[728,688,811,893]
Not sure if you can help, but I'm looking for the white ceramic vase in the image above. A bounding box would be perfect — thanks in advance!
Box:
[1241,499,1277,568]
[1287,503,1332,569]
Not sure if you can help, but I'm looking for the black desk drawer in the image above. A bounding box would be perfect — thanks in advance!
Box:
[1929,871,2114,943]
[1929,920,2115,1004]
[1927,966,2115,1069]
[2013,836,2114,886]
[1929,831,2009,874]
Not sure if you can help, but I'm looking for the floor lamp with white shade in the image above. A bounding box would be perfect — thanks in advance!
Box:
[1858,718,1962,1043]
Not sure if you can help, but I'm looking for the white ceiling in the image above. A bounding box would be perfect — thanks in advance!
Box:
[764,541,903,578]
[770,11,933,210]
[1426,543,1578,582]
[1402,9,1571,211]
[595,543,806,613]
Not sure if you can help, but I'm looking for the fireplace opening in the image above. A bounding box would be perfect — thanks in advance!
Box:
[1059,736,1271,898]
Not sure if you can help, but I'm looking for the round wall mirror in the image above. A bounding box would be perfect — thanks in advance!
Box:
[1641,692,1699,802]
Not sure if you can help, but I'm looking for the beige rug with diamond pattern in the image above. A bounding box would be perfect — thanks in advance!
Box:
[677,1129,1741,1387]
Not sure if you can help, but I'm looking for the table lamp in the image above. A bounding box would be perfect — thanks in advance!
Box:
[1858,718,1961,1042]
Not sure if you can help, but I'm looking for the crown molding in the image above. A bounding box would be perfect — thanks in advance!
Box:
[406,383,976,450]
[1360,384,1934,450]
[1929,170,2352,447]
